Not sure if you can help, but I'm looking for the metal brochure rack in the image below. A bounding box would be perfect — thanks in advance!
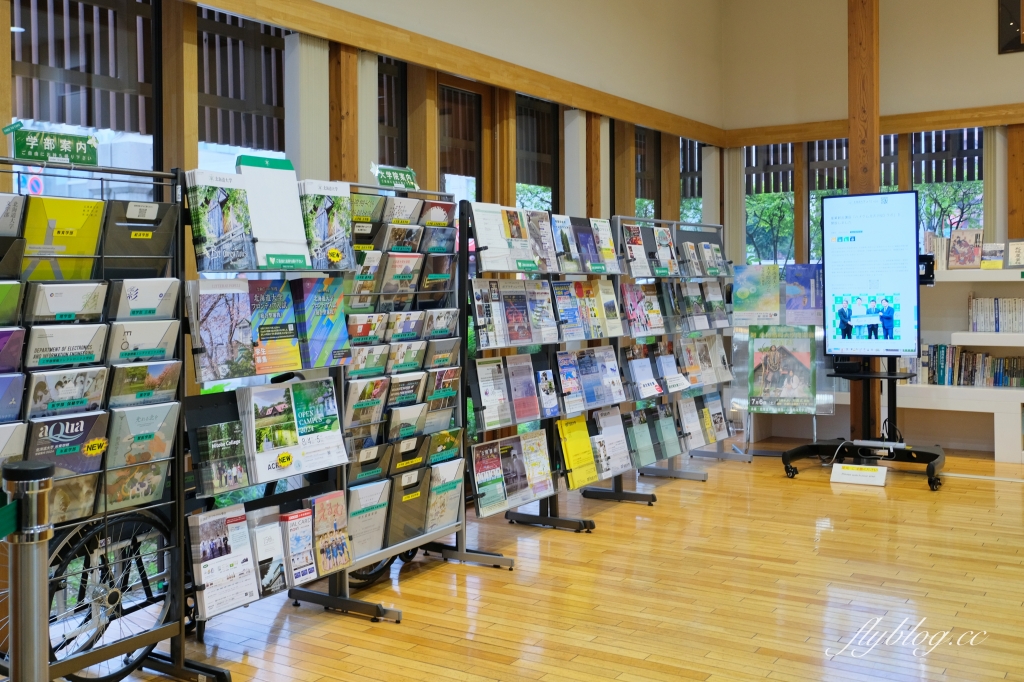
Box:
[0,158,230,682]
[459,201,596,533]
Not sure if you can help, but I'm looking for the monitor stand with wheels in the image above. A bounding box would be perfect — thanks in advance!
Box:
[781,356,944,490]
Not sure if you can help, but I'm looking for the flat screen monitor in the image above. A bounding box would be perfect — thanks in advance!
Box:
[822,191,919,357]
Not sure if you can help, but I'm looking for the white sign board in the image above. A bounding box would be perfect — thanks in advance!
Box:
[830,463,887,487]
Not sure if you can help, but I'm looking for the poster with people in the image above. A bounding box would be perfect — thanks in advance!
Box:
[747,325,816,414]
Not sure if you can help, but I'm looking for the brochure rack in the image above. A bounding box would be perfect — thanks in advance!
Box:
[460,201,600,532]
[0,157,231,682]
[590,216,737,493]
[181,182,512,634]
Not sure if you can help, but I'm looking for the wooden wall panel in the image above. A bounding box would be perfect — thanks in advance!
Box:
[793,142,808,264]
[407,65,438,192]
[660,134,681,222]
[328,43,359,182]
[162,0,200,397]
[898,133,912,191]
[613,120,635,217]
[586,112,602,218]
[1008,124,1024,239]
[848,0,880,195]
[495,89,517,207]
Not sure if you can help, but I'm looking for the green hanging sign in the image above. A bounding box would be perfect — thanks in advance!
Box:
[14,130,98,165]
[375,166,418,189]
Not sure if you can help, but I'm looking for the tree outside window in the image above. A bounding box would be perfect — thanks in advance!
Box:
[745,144,794,264]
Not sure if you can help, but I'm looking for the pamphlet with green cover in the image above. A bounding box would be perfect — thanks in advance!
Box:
[236,156,311,269]
[248,279,302,375]
[732,265,781,326]
[299,180,356,270]
[21,196,104,280]
[292,278,349,368]
[0,282,21,325]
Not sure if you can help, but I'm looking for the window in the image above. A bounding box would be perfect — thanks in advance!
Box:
[10,0,157,198]
[515,95,558,211]
[912,128,983,240]
[196,9,288,171]
[680,138,703,222]
[745,144,794,264]
[378,56,407,167]
[438,85,482,205]
[635,127,660,218]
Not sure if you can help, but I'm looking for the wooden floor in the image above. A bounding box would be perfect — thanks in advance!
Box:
[131,446,1024,682]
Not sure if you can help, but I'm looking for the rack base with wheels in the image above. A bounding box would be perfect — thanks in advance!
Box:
[690,442,755,463]
[505,495,595,533]
[639,454,709,481]
[580,473,656,505]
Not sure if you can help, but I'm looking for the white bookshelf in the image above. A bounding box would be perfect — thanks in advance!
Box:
[884,383,1024,463]
[932,269,1024,283]
[949,331,1024,346]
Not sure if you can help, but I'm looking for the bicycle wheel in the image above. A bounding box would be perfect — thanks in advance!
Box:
[0,524,88,676]
[48,511,174,682]
[347,556,397,590]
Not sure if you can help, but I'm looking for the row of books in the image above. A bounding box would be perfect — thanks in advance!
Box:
[0,319,178,373]
[343,368,460,433]
[1,194,177,280]
[185,165,456,272]
[967,294,1024,333]
[0,400,179,524]
[923,230,1008,270]
[916,346,1024,387]
[189,440,466,620]
[0,360,181,424]
[343,251,456,315]
[347,337,459,378]
[0,278,178,326]
[621,279,730,336]
[469,203,730,278]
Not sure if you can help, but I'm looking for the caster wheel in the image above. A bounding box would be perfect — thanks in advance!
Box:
[928,477,942,491]
[371,617,380,623]
[293,600,301,607]
[396,620,401,624]
[585,529,592,534]
[785,465,797,478]
[574,529,581,533]
[647,502,653,507]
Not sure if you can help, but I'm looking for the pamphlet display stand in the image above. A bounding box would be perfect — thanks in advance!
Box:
[0,157,230,682]
[180,182,512,635]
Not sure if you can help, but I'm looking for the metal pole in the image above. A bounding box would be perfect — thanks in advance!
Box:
[3,460,55,682]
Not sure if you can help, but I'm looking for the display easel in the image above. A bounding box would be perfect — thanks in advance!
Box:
[781,356,945,490]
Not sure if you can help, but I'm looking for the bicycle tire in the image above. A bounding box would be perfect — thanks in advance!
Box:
[347,556,397,590]
[48,510,174,682]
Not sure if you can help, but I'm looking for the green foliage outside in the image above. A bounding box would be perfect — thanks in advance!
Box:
[516,183,552,212]
[680,196,702,224]
[809,188,847,263]
[745,192,794,264]
[917,180,983,236]
[635,198,655,219]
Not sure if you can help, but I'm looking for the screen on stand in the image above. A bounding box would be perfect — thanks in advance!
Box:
[822,191,919,357]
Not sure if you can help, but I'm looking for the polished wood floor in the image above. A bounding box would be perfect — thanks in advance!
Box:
[132,445,1024,682]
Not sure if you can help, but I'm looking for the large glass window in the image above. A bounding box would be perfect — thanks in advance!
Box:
[378,56,407,167]
[196,9,287,171]
[680,138,703,223]
[745,144,794,264]
[635,127,660,218]
[912,128,983,240]
[515,95,558,211]
[11,0,156,198]
[438,85,481,206]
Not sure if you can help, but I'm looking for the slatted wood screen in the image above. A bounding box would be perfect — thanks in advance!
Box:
[680,137,703,199]
[745,144,793,195]
[378,56,407,167]
[635,126,660,204]
[438,85,481,198]
[911,128,983,184]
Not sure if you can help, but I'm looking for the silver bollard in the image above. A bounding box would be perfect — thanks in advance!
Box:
[3,460,55,682]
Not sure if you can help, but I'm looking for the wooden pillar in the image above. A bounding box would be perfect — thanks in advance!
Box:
[586,112,602,218]
[793,142,808,263]
[660,134,681,222]
[898,132,912,191]
[162,0,200,397]
[0,0,11,193]
[848,0,881,439]
[328,43,359,182]
[613,120,635,216]
[1007,125,1024,239]
[407,65,438,192]
[495,89,517,207]
[848,0,880,195]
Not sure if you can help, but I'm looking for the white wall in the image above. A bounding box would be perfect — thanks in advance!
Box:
[722,0,1024,130]
[319,0,724,127]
